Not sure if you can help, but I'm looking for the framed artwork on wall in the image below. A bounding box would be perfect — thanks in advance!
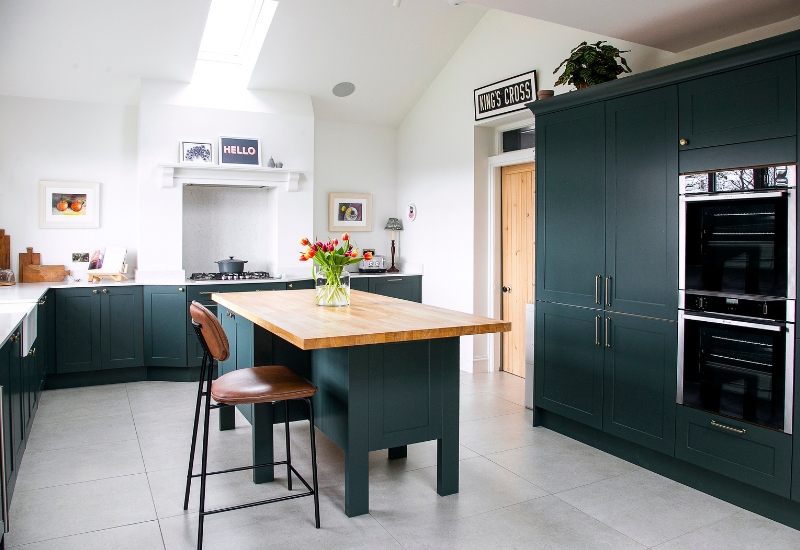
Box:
[39,181,100,229]
[180,141,213,164]
[328,192,373,232]
[219,136,261,167]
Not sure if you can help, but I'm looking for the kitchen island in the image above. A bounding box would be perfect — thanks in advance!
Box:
[212,289,510,517]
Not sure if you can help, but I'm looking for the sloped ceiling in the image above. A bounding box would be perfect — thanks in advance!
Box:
[466,0,800,52]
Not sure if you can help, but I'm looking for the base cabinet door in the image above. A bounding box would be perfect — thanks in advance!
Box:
[792,338,800,502]
[350,277,369,292]
[55,289,102,373]
[368,276,422,302]
[676,405,792,497]
[144,286,187,368]
[101,287,143,369]
[602,313,677,455]
[534,301,604,429]
[0,332,18,498]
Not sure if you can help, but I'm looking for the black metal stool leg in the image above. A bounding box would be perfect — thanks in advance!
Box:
[197,360,214,550]
[306,398,320,528]
[284,400,292,491]
[184,353,208,510]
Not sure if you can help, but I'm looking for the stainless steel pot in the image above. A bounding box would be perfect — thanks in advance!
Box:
[215,256,248,273]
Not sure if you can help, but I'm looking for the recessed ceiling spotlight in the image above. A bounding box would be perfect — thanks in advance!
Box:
[332,82,355,97]
[392,0,401,6]
[448,0,465,5]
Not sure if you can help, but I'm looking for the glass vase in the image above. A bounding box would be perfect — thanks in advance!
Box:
[314,264,351,306]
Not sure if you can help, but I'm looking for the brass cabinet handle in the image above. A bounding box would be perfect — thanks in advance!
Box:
[605,276,611,307]
[595,315,601,346]
[28,348,35,357]
[102,289,108,294]
[178,287,184,292]
[388,279,402,282]
[679,139,688,146]
[595,275,601,305]
[92,289,98,294]
[288,283,293,288]
[38,298,45,306]
[605,316,611,347]
[711,420,746,434]
[199,292,214,295]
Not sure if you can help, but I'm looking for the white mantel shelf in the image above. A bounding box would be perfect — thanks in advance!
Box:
[158,163,308,191]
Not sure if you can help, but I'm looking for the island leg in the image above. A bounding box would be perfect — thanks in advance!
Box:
[388,446,407,459]
[252,402,274,483]
[437,337,460,496]
[345,345,370,517]
[218,407,235,431]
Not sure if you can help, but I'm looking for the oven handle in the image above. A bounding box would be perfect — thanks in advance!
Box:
[682,313,784,332]
[683,190,786,202]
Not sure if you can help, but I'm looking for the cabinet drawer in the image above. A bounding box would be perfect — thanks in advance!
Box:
[678,57,796,150]
[368,276,422,303]
[675,405,792,497]
[287,279,314,290]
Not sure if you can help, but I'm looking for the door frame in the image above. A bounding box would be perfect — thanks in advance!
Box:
[486,147,535,404]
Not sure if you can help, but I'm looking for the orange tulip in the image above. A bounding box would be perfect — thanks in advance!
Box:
[351,249,359,257]
[300,237,309,246]
[363,252,372,260]
[342,232,349,242]
[299,255,308,261]
[307,249,315,258]
[332,238,339,246]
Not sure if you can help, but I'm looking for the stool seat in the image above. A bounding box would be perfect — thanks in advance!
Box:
[211,365,317,405]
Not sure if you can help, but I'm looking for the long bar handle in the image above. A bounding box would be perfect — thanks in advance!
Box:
[605,276,611,307]
[595,316,601,346]
[199,292,214,295]
[605,316,611,348]
[0,387,8,532]
[595,275,601,305]
[711,420,746,434]
[683,314,783,332]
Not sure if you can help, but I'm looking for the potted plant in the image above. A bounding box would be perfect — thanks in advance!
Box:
[299,233,372,306]
[554,41,632,89]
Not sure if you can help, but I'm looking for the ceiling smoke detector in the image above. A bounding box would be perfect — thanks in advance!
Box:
[332,82,356,97]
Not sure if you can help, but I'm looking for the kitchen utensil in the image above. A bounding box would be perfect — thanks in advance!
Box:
[23,265,70,282]
[215,256,248,273]
[0,269,15,286]
[18,247,40,283]
[0,230,10,270]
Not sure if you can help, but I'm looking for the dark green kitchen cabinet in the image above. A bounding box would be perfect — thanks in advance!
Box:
[287,279,314,290]
[534,301,604,429]
[605,87,679,321]
[602,313,677,455]
[792,338,800,502]
[368,276,422,303]
[678,57,796,151]
[350,277,369,292]
[676,405,792,497]
[55,288,102,373]
[536,102,606,309]
[0,328,19,499]
[144,286,187,368]
[101,286,143,369]
[217,306,257,424]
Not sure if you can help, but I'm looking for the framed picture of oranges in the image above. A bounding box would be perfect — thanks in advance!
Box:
[39,181,100,228]
[328,192,372,232]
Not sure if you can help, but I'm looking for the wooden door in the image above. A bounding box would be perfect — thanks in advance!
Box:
[501,162,535,377]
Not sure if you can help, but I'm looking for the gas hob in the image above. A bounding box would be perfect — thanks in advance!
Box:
[189,272,270,281]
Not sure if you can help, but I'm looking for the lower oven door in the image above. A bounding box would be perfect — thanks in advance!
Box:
[678,311,794,433]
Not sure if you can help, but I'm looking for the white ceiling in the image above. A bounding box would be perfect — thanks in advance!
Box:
[467,0,800,52]
[247,0,487,125]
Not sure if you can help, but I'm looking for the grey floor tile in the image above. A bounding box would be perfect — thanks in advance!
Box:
[6,474,156,547]
[25,413,137,452]
[126,382,198,415]
[132,406,199,441]
[158,486,402,550]
[10,520,165,549]
[556,469,741,547]
[652,509,800,550]
[484,428,639,493]
[459,384,485,396]
[459,410,538,455]
[387,494,645,550]
[459,391,524,422]
[368,441,479,478]
[486,386,526,406]
[367,455,547,531]
[15,438,145,491]
[460,371,525,392]
[35,384,132,423]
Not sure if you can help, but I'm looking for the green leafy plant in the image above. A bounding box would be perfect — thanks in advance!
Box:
[554,41,631,88]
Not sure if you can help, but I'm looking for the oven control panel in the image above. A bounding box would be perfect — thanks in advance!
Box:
[684,293,788,322]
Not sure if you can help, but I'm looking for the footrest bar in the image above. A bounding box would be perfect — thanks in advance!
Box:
[191,460,290,478]
[200,491,315,516]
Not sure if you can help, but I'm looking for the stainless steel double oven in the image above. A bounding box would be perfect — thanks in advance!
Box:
[679,164,797,434]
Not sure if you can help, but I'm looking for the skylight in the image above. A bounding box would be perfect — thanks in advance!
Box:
[192,0,278,87]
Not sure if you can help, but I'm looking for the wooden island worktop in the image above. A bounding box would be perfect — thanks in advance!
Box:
[212,289,510,350]
[211,289,510,518]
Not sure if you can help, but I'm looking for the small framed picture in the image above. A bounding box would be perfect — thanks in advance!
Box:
[39,181,100,229]
[328,192,372,232]
[219,136,261,167]
[180,142,213,164]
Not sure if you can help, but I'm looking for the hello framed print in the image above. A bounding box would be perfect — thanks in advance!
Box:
[39,181,100,229]
[328,192,372,232]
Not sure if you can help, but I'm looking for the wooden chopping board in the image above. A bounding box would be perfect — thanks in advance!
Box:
[19,247,41,282]
[22,264,70,283]
[0,230,9,270]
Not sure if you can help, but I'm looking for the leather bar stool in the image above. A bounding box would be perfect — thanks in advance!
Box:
[185,302,320,550]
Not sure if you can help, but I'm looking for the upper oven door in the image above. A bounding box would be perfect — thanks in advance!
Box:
[680,189,795,298]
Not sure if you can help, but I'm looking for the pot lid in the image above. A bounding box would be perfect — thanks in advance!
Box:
[215,256,248,263]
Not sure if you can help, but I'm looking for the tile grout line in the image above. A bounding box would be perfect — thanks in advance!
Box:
[643,509,746,549]
[6,519,161,549]
[126,382,167,550]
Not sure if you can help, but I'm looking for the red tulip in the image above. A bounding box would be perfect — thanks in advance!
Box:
[344,251,351,257]
[342,232,349,242]
[316,241,323,250]
[348,244,353,251]
[299,255,308,261]
[310,244,317,251]
[333,238,338,246]
[300,237,309,246]
[307,249,315,258]
[363,252,372,260]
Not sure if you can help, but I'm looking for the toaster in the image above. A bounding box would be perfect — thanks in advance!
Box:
[358,255,387,273]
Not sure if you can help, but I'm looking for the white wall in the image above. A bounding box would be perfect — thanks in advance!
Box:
[313,120,398,259]
[0,95,138,279]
